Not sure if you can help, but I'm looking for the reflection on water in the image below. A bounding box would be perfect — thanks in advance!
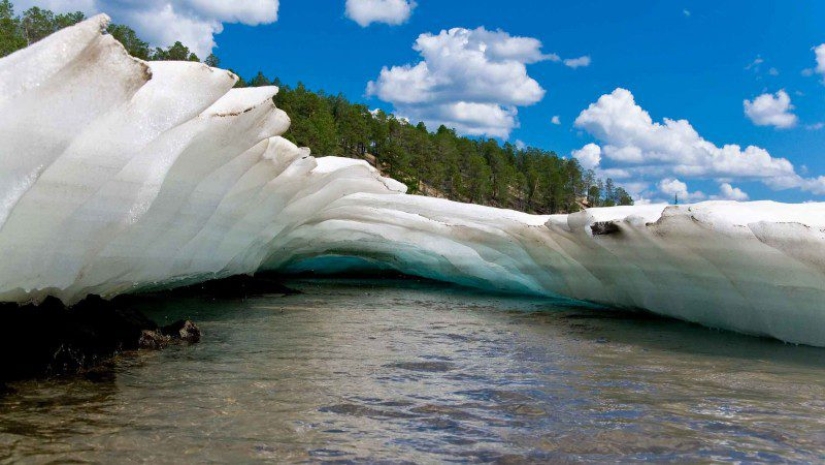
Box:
[2,279,825,463]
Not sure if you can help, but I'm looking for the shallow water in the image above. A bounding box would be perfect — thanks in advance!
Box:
[2,279,825,464]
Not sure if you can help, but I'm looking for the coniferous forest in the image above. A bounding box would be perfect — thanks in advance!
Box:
[0,2,633,214]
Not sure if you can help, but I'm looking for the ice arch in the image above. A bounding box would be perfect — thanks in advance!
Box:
[2,17,825,346]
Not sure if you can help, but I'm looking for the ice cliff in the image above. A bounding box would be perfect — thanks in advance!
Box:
[2,16,825,346]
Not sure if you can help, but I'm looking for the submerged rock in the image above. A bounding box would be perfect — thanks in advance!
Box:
[139,330,170,350]
[161,320,202,343]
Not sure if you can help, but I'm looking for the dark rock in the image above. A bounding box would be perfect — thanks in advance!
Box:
[0,295,199,381]
[0,270,299,382]
[139,330,170,350]
[161,320,201,343]
[591,221,621,236]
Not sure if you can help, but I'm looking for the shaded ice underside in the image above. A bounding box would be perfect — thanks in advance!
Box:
[1,16,825,346]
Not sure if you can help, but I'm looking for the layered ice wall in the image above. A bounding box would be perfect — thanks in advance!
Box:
[2,17,825,346]
[269,195,825,346]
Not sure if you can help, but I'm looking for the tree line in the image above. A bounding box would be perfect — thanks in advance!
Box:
[0,1,633,213]
[241,73,633,212]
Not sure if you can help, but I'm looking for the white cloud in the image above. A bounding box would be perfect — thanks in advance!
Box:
[515,139,527,151]
[551,115,561,125]
[406,102,518,138]
[367,27,555,138]
[745,56,764,71]
[806,122,824,131]
[768,67,779,76]
[658,178,706,202]
[714,183,749,201]
[12,0,280,57]
[572,143,601,170]
[655,179,749,203]
[574,88,825,195]
[15,0,96,12]
[816,44,825,77]
[345,0,416,27]
[620,181,653,203]
[743,90,797,129]
[563,55,591,69]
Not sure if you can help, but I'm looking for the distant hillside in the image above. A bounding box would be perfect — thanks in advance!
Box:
[241,75,633,213]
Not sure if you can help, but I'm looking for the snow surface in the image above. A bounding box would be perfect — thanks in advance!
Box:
[2,17,825,346]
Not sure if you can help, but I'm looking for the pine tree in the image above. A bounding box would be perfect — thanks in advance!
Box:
[204,53,220,67]
[604,178,616,205]
[20,7,55,44]
[249,71,272,87]
[54,11,84,29]
[0,0,25,58]
[152,41,199,62]
[107,24,150,60]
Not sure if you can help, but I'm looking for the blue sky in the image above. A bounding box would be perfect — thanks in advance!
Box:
[16,1,825,203]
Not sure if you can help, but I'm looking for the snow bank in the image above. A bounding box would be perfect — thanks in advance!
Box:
[2,17,825,346]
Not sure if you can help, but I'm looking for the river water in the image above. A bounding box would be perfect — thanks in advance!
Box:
[1,279,824,464]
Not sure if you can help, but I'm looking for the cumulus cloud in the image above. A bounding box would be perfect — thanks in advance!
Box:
[367,27,557,138]
[572,143,601,170]
[655,179,749,203]
[658,178,706,202]
[715,183,749,201]
[12,0,280,57]
[744,90,797,129]
[15,0,96,12]
[563,55,591,69]
[816,44,825,78]
[574,88,825,197]
[551,115,561,125]
[345,0,416,27]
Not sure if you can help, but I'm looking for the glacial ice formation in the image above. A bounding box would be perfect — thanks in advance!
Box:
[2,16,825,346]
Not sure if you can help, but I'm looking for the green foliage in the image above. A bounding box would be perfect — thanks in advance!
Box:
[107,23,150,60]
[1,4,87,57]
[204,53,220,67]
[54,11,85,29]
[0,1,25,58]
[20,7,55,44]
[0,0,12,19]
[584,173,633,207]
[248,71,271,87]
[255,77,632,213]
[277,83,339,155]
[151,41,199,62]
